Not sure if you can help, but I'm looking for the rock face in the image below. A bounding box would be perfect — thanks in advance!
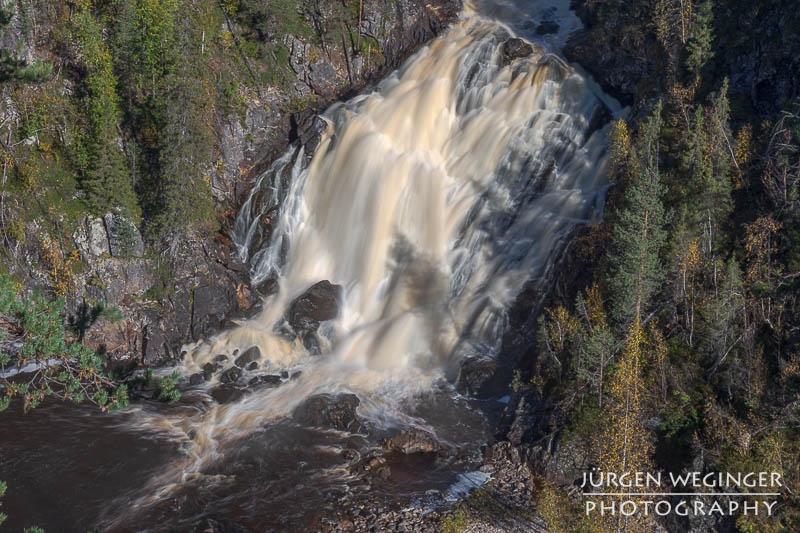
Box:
[293,393,365,433]
[563,30,651,106]
[103,213,144,257]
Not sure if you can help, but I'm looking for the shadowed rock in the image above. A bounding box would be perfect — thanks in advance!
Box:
[501,38,533,66]
[456,356,497,397]
[211,386,246,404]
[382,428,444,455]
[219,366,242,384]
[248,374,282,388]
[293,393,364,433]
[235,346,261,367]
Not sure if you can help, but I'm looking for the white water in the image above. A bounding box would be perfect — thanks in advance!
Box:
[196,8,612,393]
[117,2,616,517]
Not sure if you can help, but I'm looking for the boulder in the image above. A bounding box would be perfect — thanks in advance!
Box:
[293,393,364,433]
[74,216,111,257]
[202,362,219,381]
[235,346,261,367]
[211,386,246,404]
[219,366,242,384]
[382,428,444,455]
[455,356,497,397]
[308,61,337,97]
[501,38,533,66]
[286,280,342,336]
[248,374,283,388]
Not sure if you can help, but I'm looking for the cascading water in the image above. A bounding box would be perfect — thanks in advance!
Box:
[98,2,617,529]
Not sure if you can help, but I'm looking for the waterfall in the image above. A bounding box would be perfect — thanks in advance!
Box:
[187,14,611,382]
[110,4,616,524]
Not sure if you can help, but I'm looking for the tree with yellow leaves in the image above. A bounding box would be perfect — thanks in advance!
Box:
[594,319,653,533]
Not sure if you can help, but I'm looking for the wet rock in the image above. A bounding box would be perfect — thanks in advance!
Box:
[189,373,204,386]
[211,386,246,404]
[213,354,229,364]
[286,280,342,336]
[246,361,259,371]
[382,428,444,455]
[501,38,533,66]
[535,21,560,35]
[293,393,365,433]
[191,284,236,341]
[302,332,321,355]
[235,346,261,367]
[248,374,282,388]
[254,276,279,297]
[455,356,497,397]
[292,112,329,157]
[202,362,217,381]
[142,319,175,364]
[219,366,242,384]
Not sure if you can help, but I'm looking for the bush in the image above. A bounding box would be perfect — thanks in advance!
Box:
[0,275,129,412]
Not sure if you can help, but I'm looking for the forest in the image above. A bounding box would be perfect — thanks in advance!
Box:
[0,0,799,531]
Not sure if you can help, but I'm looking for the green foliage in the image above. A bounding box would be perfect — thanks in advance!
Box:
[0,275,129,412]
[440,507,469,533]
[72,9,139,221]
[685,0,714,75]
[660,390,699,437]
[109,0,217,245]
[143,255,175,301]
[0,479,6,526]
[147,369,181,403]
[0,8,52,83]
[608,159,668,327]
[234,0,310,86]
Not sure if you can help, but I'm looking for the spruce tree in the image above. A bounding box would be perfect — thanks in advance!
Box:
[608,167,668,327]
[686,0,714,75]
[148,7,216,247]
[74,10,139,220]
